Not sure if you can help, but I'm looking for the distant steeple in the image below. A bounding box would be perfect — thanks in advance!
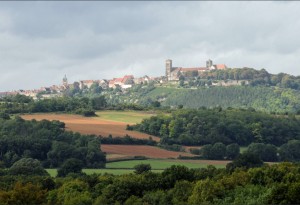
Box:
[62,74,68,87]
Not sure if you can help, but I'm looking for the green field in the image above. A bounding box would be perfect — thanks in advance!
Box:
[94,110,155,124]
[46,168,163,177]
[106,159,225,169]
[46,159,226,177]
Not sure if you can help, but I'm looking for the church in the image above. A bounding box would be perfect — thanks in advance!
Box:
[165,59,227,81]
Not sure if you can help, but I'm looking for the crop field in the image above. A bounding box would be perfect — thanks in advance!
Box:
[94,110,155,124]
[101,144,194,159]
[21,112,160,141]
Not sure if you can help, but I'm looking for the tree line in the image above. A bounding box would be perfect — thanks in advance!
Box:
[0,94,107,116]
[129,108,300,147]
[0,116,106,169]
[0,161,299,204]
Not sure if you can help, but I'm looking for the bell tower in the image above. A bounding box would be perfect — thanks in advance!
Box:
[62,74,68,87]
[166,59,172,81]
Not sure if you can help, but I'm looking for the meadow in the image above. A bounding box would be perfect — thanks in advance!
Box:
[94,110,155,124]
[46,159,228,177]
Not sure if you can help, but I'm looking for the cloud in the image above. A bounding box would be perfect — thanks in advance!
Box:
[0,1,300,91]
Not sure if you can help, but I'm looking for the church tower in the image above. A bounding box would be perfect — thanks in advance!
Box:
[166,59,173,81]
[206,59,213,68]
[62,74,68,87]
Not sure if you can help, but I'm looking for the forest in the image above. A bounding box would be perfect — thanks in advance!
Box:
[0,116,106,169]
[130,108,300,146]
[0,161,299,204]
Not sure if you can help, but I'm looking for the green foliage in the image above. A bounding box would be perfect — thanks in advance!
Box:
[226,143,240,160]
[0,96,107,115]
[0,118,106,169]
[57,158,84,177]
[9,158,49,176]
[247,143,278,162]
[279,140,300,162]
[226,152,264,171]
[133,108,300,148]
[134,164,151,174]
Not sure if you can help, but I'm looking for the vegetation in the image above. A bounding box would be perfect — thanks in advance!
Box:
[0,162,299,204]
[0,116,106,169]
[130,108,300,147]
[0,95,107,116]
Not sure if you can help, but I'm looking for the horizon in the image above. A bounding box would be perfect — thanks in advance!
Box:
[1,1,300,91]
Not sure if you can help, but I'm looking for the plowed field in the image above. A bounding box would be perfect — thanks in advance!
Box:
[21,113,160,141]
[101,144,194,159]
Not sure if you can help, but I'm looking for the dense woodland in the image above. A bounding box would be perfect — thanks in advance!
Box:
[0,116,106,169]
[0,162,300,204]
[131,108,300,146]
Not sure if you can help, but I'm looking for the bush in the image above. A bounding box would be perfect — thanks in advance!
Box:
[57,158,84,177]
[134,164,151,174]
[9,158,49,176]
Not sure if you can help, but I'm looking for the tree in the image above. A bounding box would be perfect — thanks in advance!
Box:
[210,142,226,160]
[226,152,264,171]
[247,143,278,162]
[226,143,240,160]
[9,158,49,176]
[134,164,152,174]
[57,158,83,177]
[279,140,300,162]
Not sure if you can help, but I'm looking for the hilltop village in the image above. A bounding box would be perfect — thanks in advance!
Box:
[0,59,233,99]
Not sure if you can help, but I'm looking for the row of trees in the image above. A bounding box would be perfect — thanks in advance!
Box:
[0,95,107,116]
[0,116,106,168]
[130,108,300,147]
[0,161,299,204]
[200,141,300,162]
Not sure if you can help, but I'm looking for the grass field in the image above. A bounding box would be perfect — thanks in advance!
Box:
[46,159,228,177]
[106,159,227,169]
[94,110,155,124]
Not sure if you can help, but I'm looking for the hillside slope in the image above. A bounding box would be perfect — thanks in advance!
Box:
[112,85,300,114]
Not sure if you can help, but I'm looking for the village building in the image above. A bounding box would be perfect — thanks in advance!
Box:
[166,59,228,81]
[109,75,134,89]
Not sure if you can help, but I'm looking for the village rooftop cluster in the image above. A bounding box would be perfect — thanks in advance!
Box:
[0,59,230,99]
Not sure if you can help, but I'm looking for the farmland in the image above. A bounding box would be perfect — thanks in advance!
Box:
[46,159,228,177]
[102,144,194,159]
[21,111,160,141]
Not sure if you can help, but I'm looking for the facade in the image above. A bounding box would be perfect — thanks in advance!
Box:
[165,59,228,81]
[109,75,134,89]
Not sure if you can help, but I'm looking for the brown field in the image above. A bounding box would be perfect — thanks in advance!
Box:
[21,114,160,141]
[183,146,202,153]
[102,144,195,159]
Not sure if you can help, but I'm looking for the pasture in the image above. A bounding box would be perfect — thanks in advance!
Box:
[46,159,228,177]
[94,110,155,124]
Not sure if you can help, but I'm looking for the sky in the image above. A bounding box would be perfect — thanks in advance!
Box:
[1,1,300,91]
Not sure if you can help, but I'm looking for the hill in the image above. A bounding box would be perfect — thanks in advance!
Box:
[107,85,300,114]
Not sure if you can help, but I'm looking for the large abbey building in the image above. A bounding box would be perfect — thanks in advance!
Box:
[165,59,227,81]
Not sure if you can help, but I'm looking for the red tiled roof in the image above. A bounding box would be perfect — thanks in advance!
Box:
[181,67,208,72]
[215,64,227,69]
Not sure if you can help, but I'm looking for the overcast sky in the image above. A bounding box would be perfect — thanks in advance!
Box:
[1,1,300,91]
